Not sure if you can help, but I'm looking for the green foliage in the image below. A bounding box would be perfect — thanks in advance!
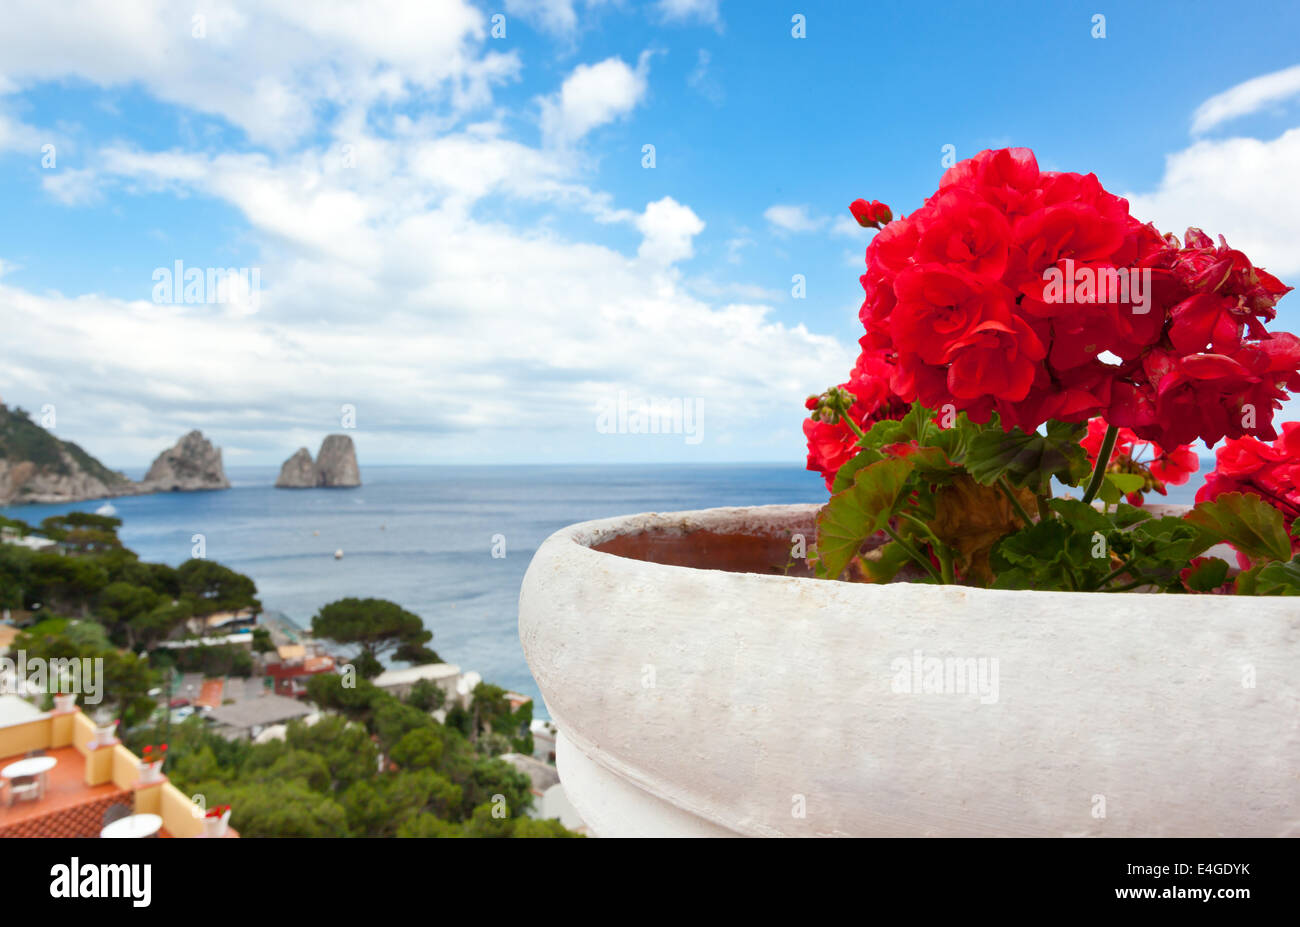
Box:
[406,677,445,711]
[391,726,446,770]
[989,501,1216,593]
[471,682,533,754]
[305,672,381,719]
[1183,557,1231,592]
[0,405,129,487]
[250,627,275,653]
[1184,492,1294,565]
[815,457,913,579]
[1235,557,1300,595]
[170,643,254,678]
[15,618,157,722]
[311,597,439,676]
[192,778,350,838]
[964,420,1091,494]
[140,673,576,837]
[176,558,260,615]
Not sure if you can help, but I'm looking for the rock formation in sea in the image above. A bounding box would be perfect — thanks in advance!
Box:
[314,435,361,487]
[275,435,361,489]
[139,430,232,492]
[275,447,316,488]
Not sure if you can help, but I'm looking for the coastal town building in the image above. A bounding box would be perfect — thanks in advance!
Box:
[262,643,337,698]
[373,663,467,707]
[207,694,317,741]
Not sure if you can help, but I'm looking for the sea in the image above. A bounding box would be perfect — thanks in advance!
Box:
[1,464,838,716]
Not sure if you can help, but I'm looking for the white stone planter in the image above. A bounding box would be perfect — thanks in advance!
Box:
[52,693,76,712]
[91,722,117,746]
[519,504,1300,837]
[138,760,164,784]
[203,809,231,838]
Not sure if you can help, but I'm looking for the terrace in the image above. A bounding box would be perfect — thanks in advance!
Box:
[0,701,238,838]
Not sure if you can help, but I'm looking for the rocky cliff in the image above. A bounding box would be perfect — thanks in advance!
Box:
[274,435,361,488]
[0,404,138,505]
[275,447,316,488]
[139,430,231,492]
[315,435,361,487]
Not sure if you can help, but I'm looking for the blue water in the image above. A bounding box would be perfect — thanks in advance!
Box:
[2,465,829,715]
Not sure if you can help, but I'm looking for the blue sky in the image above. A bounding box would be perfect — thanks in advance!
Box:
[2,0,1300,467]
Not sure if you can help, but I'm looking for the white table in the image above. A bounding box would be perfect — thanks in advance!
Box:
[1,756,57,779]
[101,813,163,839]
[2,756,56,806]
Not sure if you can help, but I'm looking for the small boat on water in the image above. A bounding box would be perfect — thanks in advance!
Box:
[334,549,343,560]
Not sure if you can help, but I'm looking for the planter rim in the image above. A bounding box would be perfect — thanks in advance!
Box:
[540,501,1258,601]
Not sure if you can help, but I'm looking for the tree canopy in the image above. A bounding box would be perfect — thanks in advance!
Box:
[310,597,439,678]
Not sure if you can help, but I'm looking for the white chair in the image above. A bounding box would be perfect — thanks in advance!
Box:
[5,775,42,806]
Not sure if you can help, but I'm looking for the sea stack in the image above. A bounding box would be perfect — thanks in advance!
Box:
[140,430,231,492]
[275,435,361,488]
[275,447,316,488]
[314,435,361,487]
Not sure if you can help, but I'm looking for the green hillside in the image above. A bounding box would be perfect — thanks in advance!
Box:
[0,404,131,488]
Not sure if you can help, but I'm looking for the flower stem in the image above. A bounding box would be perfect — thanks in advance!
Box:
[882,525,942,583]
[895,512,956,584]
[1094,558,1136,590]
[998,477,1034,526]
[842,414,867,442]
[1081,424,1119,505]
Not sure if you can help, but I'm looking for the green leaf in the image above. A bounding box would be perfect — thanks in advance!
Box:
[989,524,1062,590]
[1049,498,1112,533]
[815,457,914,579]
[964,420,1090,494]
[1112,503,1153,529]
[1129,516,1217,571]
[831,447,883,494]
[1237,557,1300,595]
[1184,492,1292,564]
[1105,472,1146,494]
[858,541,915,584]
[1182,557,1230,592]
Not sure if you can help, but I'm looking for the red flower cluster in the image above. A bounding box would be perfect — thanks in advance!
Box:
[1197,423,1300,554]
[803,349,908,489]
[1080,417,1199,504]
[855,148,1297,446]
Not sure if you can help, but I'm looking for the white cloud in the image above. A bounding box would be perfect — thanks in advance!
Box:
[764,204,825,235]
[0,1,854,466]
[0,0,519,147]
[540,53,651,146]
[656,0,721,25]
[1123,128,1300,277]
[41,168,101,205]
[637,196,705,264]
[0,109,41,153]
[1191,64,1300,135]
[687,48,724,104]
[506,0,579,35]
[831,215,868,238]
